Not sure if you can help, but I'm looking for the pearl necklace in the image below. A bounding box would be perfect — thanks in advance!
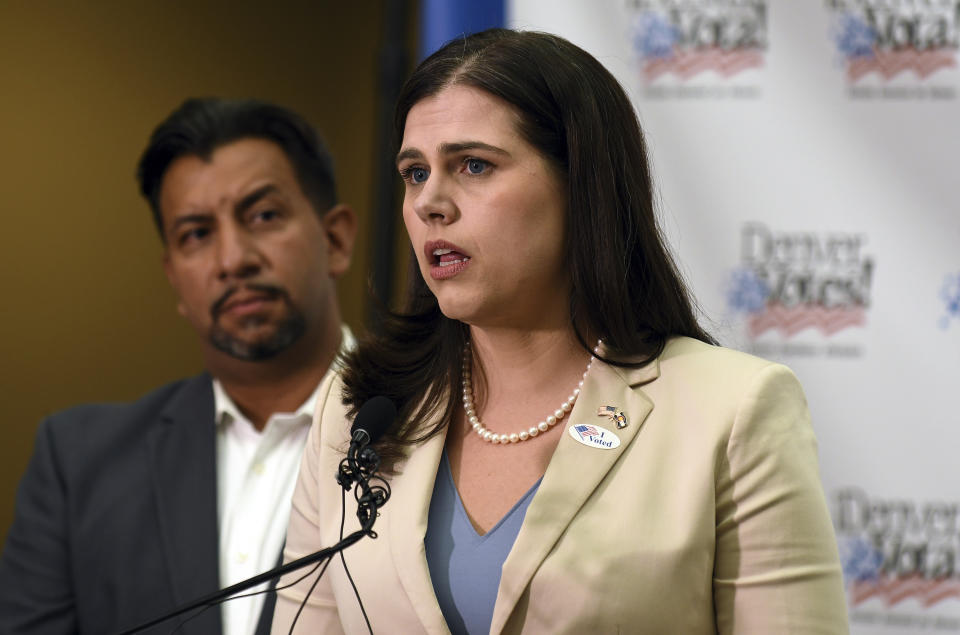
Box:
[461,339,601,444]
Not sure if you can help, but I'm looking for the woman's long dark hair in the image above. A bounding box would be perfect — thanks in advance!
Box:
[342,29,715,469]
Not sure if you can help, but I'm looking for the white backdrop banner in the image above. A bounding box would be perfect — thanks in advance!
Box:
[508,1,960,632]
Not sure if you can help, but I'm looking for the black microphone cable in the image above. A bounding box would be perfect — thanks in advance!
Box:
[167,555,334,635]
[290,451,389,635]
[164,473,381,635]
[118,484,378,635]
[287,485,348,635]
[339,452,384,635]
[288,399,395,634]
[117,397,396,635]
[287,397,397,633]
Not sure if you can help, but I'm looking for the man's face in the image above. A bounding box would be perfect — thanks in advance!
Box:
[160,138,353,362]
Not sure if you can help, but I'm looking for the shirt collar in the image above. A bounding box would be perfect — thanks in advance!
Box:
[212,324,355,427]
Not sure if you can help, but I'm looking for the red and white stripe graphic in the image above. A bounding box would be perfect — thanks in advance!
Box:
[850,574,960,608]
[848,47,957,81]
[644,46,763,81]
[748,303,866,337]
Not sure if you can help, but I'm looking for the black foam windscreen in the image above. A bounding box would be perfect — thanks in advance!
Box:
[350,395,396,446]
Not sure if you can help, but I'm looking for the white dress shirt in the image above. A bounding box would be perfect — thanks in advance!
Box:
[213,325,353,635]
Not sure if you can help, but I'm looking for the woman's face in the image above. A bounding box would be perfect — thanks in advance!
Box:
[397,85,569,330]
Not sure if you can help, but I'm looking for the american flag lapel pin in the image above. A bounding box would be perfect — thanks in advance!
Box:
[598,405,628,429]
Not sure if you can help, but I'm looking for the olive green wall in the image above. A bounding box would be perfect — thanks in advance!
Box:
[0,2,411,539]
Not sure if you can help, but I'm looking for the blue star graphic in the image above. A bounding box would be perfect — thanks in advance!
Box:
[940,272,960,329]
[835,13,876,59]
[839,536,883,583]
[632,12,679,60]
[727,268,769,314]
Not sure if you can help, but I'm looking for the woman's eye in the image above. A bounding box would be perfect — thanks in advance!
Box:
[465,158,488,175]
[401,166,429,184]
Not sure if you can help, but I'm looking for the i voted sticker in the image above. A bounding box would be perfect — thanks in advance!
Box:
[568,423,620,449]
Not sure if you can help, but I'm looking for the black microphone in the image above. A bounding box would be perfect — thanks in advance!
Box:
[349,395,396,449]
[338,396,396,492]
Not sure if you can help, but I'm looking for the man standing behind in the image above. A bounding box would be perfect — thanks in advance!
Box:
[0,98,357,635]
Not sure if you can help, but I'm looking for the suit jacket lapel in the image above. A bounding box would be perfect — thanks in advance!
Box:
[146,374,223,634]
[490,358,659,634]
[387,418,451,634]
[253,549,284,635]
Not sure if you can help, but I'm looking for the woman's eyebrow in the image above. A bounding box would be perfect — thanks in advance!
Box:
[396,141,510,166]
[395,147,423,165]
[438,141,510,156]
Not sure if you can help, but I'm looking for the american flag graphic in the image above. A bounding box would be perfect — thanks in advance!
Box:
[850,574,960,608]
[847,47,957,81]
[643,46,764,81]
[574,424,600,439]
[748,303,866,338]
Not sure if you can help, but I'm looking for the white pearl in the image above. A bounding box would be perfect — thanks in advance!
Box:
[529,427,539,437]
[519,431,529,441]
[483,431,492,441]
[554,409,564,419]
[562,401,572,413]
[573,388,580,396]
[509,433,519,443]
[538,421,549,432]
[466,408,475,417]
[546,415,556,426]
[469,415,479,425]
[491,434,501,444]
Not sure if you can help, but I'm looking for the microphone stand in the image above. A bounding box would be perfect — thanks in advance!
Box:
[116,451,387,635]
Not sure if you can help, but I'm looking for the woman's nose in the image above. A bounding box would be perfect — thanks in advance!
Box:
[410,175,459,225]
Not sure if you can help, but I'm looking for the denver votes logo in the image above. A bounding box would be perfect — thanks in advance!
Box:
[726,222,874,339]
[834,487,960,619]
[627,0,767,84]
[827,0,959,100]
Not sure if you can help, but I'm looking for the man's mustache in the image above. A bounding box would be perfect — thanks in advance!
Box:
[210,283,290,319]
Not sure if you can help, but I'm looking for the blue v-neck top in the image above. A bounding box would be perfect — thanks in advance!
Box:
[424,451,541,635]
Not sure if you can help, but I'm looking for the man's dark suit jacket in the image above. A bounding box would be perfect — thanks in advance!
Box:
[0,374,277,635]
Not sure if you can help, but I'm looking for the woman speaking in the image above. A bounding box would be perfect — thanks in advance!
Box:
[273,28,848,634]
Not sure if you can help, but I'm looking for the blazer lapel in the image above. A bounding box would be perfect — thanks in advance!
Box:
[490,358,659,634]
[253,550,284,635]
[146,374,222,634]
[387,419,451,634]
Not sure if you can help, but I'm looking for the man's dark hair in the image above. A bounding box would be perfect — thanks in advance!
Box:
[341,28,716,470]
[136,98,338,239]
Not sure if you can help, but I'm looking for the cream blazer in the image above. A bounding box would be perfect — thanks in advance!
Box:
[273,337,849,634]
